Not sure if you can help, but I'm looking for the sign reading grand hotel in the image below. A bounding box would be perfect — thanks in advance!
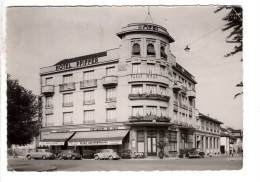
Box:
[55,51,107,71]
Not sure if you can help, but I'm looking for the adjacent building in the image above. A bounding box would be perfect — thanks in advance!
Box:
[195,113,223,155]
[39,21,198,157]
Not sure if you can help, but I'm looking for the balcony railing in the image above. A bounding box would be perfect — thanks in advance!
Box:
[180,104,188,110]
[102,76,118,87]
[128,93,170,102]
[129,73,169,85]
[42,85,55,94]
[129,115,171,122]
[59,82,75,92]
[83,100,95,105]
[173,81,182,91]
[106,97,116,102]
[62,102,73,107]
[80,79,97,89]
[187,90,196,99]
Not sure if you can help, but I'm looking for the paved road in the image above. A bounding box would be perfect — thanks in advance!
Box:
[8,157,242,171]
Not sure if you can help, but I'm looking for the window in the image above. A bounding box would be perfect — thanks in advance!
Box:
[137,131,145,153]
[159,86,166,95]
[84,71,94,80]
[132,64,141,74]
[106,108,116,122]
[63,112,73,125]
[84,110,95,123]
[147,43,155,56]
[46,77,53,85]
[106,88,116,102]
[132,106,143,116]
[46,114,53,126]
[46,96,53,108]
[160,46,167,59]
[84,90,95,104]
[160,107,167,117]
[131,85,143,94]
[147,64,155,74]
[146,84,156,94]
[132,43,140,56]
[169,131,177,151]
[63,74,73,83]
[173,92,178,100]
[160,65,166,76]
[106,67,116,76]
[173,111,178,121]
[159,130,164,142]
[63,93,73,107]
[146,106,157,116]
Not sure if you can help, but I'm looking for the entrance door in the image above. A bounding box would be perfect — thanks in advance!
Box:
[147,130,157,156]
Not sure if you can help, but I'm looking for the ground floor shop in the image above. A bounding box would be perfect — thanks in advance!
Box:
[39,123,197,158]
[195,131,221,155]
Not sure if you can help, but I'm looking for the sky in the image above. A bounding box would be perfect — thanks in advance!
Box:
[6,6,243,129]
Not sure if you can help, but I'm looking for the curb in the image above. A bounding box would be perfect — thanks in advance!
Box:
[8,165,57,172]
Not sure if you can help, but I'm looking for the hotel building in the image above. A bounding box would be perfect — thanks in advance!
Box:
[39,21,198,157]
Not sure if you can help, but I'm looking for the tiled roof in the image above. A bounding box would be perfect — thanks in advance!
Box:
[198,113,223,124]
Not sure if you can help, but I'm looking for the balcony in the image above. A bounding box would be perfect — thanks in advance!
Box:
[42,85,54,95]
[128,115,171,123]
[62,102,73,107]
[59,82,75,92]
[102,76,118,87]
[180,122,194,129]
[187,90,196,99]
[172,81,182,91]
[83,100,95,105]
[180,103,188,110]
[106,97,116,102]
[128,73,169,85]
[80,79,97,89]
[173,100,178,111]
[128,93,170,102]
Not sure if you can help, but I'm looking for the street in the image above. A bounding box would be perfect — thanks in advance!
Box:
[8,157,243,171]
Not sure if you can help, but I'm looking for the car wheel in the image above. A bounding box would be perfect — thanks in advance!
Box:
[71,155,76,160]
[27,155,31,160]
[108,155,113,160]
[42,155,46,160]
[94,155,99,160]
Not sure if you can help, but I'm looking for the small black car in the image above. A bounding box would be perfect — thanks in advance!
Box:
[57,149,81,160]
[119,149,132,159]
[82,150,95,159]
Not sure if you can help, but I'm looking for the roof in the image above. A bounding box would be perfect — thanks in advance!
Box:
[198,113,223,124]
[54,51,107,66]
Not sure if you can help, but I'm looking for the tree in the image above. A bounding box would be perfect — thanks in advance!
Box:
[215,6,243,98]
[7,74,41,147]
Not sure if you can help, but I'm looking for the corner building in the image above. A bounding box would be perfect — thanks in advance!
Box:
[39,22,197,158]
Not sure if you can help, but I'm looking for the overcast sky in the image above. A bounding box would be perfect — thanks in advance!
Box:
[6,6,243,129]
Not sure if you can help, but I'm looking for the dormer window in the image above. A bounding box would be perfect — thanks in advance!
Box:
[160,46,167,59]
[132,43,140,56]
[147,43,155,56]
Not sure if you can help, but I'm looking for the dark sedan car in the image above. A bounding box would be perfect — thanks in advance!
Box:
[82,150,95,159]
[187,151,205,158]
[119,149,132,159]
[57,149,81,160]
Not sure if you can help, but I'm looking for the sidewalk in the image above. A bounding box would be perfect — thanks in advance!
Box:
[8,165,57,172]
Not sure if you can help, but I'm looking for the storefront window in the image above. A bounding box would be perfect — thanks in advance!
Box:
[137,130,144,153]
[84,110,95,123]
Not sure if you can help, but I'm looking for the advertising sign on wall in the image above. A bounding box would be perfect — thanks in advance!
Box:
[68,140,122,146]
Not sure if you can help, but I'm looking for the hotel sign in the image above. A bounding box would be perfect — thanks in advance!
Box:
[68,140,122,146]
[138,24,159,31]
[56,58,98,71]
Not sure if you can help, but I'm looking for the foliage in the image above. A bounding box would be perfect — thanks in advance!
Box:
[7,74,40,147]
[215,6,243,61]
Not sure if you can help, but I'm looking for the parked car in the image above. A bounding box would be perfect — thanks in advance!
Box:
[187,150,205,158]
[94,149,120,160]
[82,150,95,159]
[119,149,132,159]
[26,149,56,160]
[57,149,81,160]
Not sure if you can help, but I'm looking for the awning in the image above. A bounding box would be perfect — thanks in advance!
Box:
[39,132,75,146]
[68,130,129,146]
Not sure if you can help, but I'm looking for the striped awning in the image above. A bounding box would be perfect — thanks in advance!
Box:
[68,130,129,146]
[40,132,75,146]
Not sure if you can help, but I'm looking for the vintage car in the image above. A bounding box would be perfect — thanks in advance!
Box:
[82,150,95,159]
[187,150,205,158]
[57,149,82,160]
[119,149,132,159]
[26,149,56,160]
[94,149,120,160]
